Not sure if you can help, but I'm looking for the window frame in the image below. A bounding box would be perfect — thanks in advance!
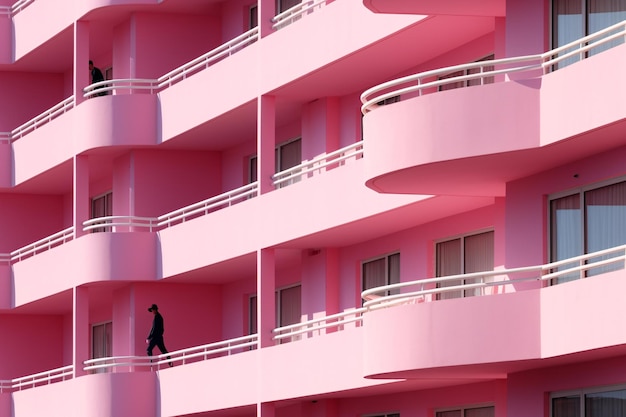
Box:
[434,229,495,299]
[361,252,401,297]
[547,176,626,282]
[550,383,626,417]
[434,403,495,417]
[90,191,113,233]
[91,321,113,374]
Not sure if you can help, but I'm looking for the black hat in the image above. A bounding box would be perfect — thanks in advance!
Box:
[148,304,158,312]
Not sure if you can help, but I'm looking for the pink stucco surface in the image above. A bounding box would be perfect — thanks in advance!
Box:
[0,0,625,416]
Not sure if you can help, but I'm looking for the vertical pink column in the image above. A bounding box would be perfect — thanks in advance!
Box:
[73,155,89,238]
[325,248,339,317]
[258,0,276,38]
[74,21,90,106]
[256,248,275,348]
[257,95,276,195]
[325,97,340,151]
[73,286,89,377]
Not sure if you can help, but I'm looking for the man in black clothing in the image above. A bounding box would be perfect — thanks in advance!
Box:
[146,304,173,367]
[89,60,106,97]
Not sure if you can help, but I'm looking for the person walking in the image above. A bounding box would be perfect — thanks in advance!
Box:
[146,304,173,367]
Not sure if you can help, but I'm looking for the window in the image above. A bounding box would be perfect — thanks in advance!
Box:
[362,253,400,298]
[278,0,300,13]
[436,405,494,417]
[436,406,494,417]
[248,283,302,338]
[436,231,494,300]
[249,4,258,29]
[91,191,113,232]
[91,321,112,374]
[552,385,626,417]
[550,179,626,283]
[438,54,495,92]
[552,0,626,66]
[364,413,400,417]
[248,137,302,187]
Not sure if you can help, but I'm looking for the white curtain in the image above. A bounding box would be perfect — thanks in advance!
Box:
[550,193,582,283]
[585,181,626,275]
[279,285,301,327]
[464,232,494,297]
[436,238,463,299]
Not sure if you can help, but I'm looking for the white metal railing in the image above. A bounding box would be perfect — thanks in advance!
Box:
[83,78,156,99]
[10,226,74,262]
[361,19,626,113]
[0,132,10,143]
[271,141,364,188]
[83,334,258,372]
[8,365,73,392]
[0,6,10,16]
[10,96,75,140]
[10,0,34,15]
[82,216,158,233]
[0,253,10,264]
[157,182,258,229]
[272,0,328,29]
[0,380,11,393]
[362,244,626,310]
[155,27,259,89]
[83,28,259,98]
[273,308,365,342]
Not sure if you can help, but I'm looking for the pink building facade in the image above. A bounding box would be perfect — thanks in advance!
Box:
[0,0,625,416]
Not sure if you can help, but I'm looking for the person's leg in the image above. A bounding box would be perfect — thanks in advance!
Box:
[156,339,173,367]
[147,339,157,357]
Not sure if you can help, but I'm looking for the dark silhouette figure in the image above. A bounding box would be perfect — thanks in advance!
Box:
[146,304,173,367]
[89,60,106,97]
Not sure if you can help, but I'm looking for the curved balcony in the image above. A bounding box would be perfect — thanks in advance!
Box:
[11,230,156,308]
[360,244,626,379]
[361,20,626,196]
[11,370,155,417]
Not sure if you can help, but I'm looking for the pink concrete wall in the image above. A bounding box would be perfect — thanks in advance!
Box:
[12,372,156,417]
[12,233,157,307]
[157,161,428,279]
[0,72,64,131]
[221,139,256,190]
[0,315,65,378]
[133,283,222,356]
[12,0,71,62]
[505,145,626,269]
[131,149,222,217]
[0,9,9,64]
[134,12,221,79]
[113,19,133,79]
[338,203,499,310]
[505,0,547,56]
[222,276,256,339]
[540,44,626,146]
[507,356,626,417]
[0,194,65,252]
[221,0,254,40]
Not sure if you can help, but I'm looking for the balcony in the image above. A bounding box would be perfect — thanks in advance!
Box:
[11,231,156,307]
[361,20,626,196]
[10,371,155,417]
[360,244,626,379]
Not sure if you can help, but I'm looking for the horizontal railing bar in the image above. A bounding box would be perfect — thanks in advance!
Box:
[10,227,74,260]
[272,141,363,179]
[361,19,626,113]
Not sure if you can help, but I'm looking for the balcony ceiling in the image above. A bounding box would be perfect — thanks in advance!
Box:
[363,0,506,17]
[367,117,626,196]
